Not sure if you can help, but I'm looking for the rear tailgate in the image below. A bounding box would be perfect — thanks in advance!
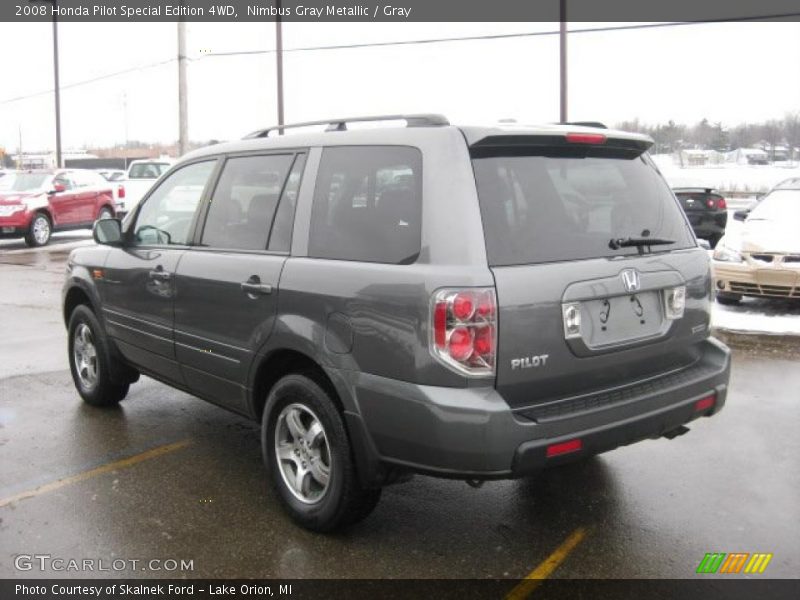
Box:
[469,131,712,410]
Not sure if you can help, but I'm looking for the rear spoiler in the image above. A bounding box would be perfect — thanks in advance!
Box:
[469,134,653,159]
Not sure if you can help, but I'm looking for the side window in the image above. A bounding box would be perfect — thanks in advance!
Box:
[268,153,307,252]
[133,160,215,246]
[308,146,422,264]
[200,154,294,251]
[71,171,100,188]
[53,173,75,191]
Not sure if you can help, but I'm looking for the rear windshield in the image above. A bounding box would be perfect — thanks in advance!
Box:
[128,163,170,179]
[472,151,694,266]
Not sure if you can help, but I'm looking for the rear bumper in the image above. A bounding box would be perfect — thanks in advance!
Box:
[341,337,730,481]
[686,211,727,238]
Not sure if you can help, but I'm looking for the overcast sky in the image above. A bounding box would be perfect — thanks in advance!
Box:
[0,21,798,153]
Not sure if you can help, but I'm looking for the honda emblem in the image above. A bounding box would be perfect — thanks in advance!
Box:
[621,269,641,293]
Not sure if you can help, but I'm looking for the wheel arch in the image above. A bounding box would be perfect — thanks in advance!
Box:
[32,207,54,226]
[63,282,97,327]
[98,202,115,218]
[250,349,345,423]
[250,347,385,488]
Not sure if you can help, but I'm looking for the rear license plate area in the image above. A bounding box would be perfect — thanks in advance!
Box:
[580,291,665,347]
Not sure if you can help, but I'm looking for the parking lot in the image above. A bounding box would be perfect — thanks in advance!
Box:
[0,235,798,580]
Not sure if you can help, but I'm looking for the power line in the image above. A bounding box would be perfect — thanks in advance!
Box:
[202,16,800,57]
[0,58,175,105]
[1,16,798,105]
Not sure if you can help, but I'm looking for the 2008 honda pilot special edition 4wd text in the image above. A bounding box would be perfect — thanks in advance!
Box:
[62,115,731,531]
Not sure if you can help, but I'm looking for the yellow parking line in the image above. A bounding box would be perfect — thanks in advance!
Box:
[505,527,587,600]
[0,439,192,508]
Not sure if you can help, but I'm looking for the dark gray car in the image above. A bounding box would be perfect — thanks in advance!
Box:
[62,115,731,531]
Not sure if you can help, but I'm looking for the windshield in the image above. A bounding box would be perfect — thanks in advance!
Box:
[128,163,170,179]
[4,173,50,192]
[749,190,800,222]
[472,151,695,266]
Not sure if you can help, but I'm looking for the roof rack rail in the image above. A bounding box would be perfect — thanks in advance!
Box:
[561,121,608,129]
[243,113,449,139]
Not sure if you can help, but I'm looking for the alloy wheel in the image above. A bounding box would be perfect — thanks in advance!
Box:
[274,403,332,504]
[73,323,98,390]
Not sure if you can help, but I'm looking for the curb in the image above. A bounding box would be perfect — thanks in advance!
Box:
[712,328,800,354]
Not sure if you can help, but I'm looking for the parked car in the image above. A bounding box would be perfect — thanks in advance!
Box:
[728,177,800,222]
[672,187,728,248]
[92,169,128,213]
[121,158,173,214]
[0,169,116,246]
[63,115,730,531]
[713,179,800,303]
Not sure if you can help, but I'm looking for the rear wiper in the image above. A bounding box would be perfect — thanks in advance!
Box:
[609,236,675,253]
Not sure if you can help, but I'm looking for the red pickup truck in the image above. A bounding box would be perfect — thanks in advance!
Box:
[0,169,117,247]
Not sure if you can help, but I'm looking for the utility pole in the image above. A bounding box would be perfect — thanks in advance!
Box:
[559,0,568,123]
[122,92,129,149]
[17,125,23,169]
[52,8,63,168]
[275,0,285,133]
[178,20,189,156]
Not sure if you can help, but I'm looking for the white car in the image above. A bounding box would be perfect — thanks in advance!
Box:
[713,180,800,303]
[121,158,173,214]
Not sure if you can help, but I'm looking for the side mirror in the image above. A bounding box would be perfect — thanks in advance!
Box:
[48,183,66,195]
[93,218,123,246]
[733,210,749,222]
[698,239,711,251]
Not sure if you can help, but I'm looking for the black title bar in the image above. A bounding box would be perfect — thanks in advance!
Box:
[4,0,800,22]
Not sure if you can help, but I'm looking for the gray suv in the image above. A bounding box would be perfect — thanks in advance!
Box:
[62,115,731,531]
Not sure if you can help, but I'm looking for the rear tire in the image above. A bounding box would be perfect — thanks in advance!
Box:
[24,212,52,247]
[68,305,130,406]
[716,291,742,305]
[263,373,381,532]
[97,206,114,220]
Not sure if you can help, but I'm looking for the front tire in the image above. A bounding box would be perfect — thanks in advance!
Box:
[263,373,381,532]
[68,305,130,406]
[24,212,52,247]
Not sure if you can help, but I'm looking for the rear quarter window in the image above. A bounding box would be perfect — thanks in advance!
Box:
[472,151,695,266]
[308,146,422,264]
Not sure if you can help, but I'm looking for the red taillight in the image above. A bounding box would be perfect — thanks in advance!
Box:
[452,293,475,321]
[546,439,582,458]
[717,197,726,209]
[473,325,494,356]
[448,327,473,361]
[431,288,496,376]
[694,394,716,412]
[565,132,607,145]
[434,302,447,349]
[118,185,125,199]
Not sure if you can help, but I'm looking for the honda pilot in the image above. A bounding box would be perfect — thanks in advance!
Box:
[62,115,731,531]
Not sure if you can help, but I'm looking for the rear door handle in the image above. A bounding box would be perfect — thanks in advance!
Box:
[149,269,172,281]
[240,281,272,295]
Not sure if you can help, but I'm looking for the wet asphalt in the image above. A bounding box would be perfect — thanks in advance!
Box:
[0,233,798,580]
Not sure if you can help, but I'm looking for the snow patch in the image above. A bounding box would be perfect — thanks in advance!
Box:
[712,299,800,336]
